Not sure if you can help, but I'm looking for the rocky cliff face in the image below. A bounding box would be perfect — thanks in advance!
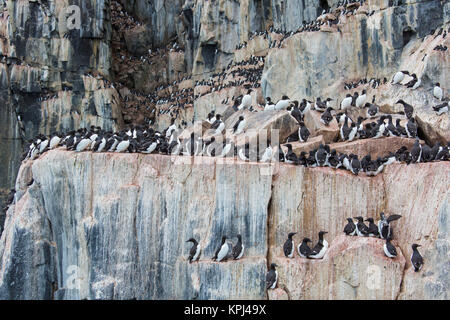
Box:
[0,151,448,299]
[0,0,123,217]
[0,0,449,300]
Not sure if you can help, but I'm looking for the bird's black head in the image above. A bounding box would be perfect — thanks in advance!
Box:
[186,238,197,243]
[347,217,353,222]
[221,236,227,243]
[247,89,253,94]
[303,237,312,243]
[412,244,421,250]
[318,231,328,236]
[282,95,290,100]
[239,116,244,120]
[435,82,440,87]
[365,218,374,223]
[270,263,278,269]
[354,216,364,222]
[288,232,297,238]
[396,99,404,104]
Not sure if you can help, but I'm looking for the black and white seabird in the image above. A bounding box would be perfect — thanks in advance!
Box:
[289,101,303,123]
[309,231,328,259]
[391,70,410,84]
[383,239,397,258]
[433,83,443,101]
[231,234,245,260]
[410,139,422,163]
[211,114,225,135]
[343,218,357,236]
[433,101,449,115]
[264,97,276,111]
[405,117,418,139]
[166,118,177,138]
[378,212,402,240]
[411,244,424,272]
[275,95,291,110]
[297,238,312,258]
[283,232,296,258]
[298,121,310,142]
[356,89,366,108]
[354,216,369,236]
[284,144,298,164]
[266,263,278,290]
[186,238,201,263]
[396,100,414,119]
[233,116,246,134]
[320,107,334,126]
[49,133,62,150]
[239,89,253,109]
[213,236,229,262]
[365,218,380,237]
[315,144,329,167]
[340,93,352,109]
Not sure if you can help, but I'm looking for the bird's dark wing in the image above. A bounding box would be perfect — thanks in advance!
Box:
[283,239,292,257]
[266,270,276,289]
[387,214,402,223]
[344,223,355,234]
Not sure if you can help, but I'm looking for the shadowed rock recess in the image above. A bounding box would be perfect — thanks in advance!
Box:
[0,0,449,300]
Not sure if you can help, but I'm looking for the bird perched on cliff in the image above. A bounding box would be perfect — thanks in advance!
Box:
[206,111,216,124]
[396,99,414,119]
[383,239,397,258]
[405,73,421,89]
[315,144,329,167]
[309,231,328,259]
[186,238,201,263]
[365,102,379,118]
[275,95,291,110]
[365,218,380,237]
[349,154,361,175]
[354,216,369,237]
[411,244,424,272]
[283,232,296,258]
[239,89,253,110]
[343,218,357,236]
[165,118,177,138]
[410,139,422,163]
[212,236,230,262]
[233,116,246,134]
[211,114,225,135]
[378,212,402,240]
[231,234,244,260]
[405,117,418,139]
[340,93,352,110]
[297,238,313,258]
[433,83,443,100]
[391,70,410,84]
[356,89,367,108]
[298,121,310,142]
[320,107,334,126]
[49,132,62,150]
[264,97,276,111]
[289,100,303,123]
[433,101,449,115]
[266,263,278,290]
[260,140,273,163]
[284,144,298,164]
